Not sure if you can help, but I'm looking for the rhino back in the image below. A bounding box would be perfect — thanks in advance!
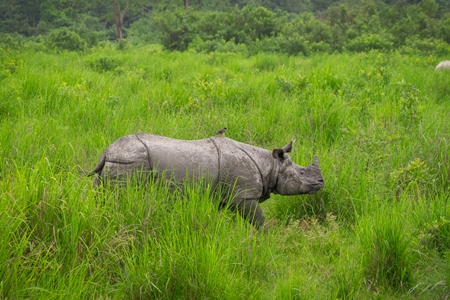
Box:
[137,133,220,183]
[101,134,274,200]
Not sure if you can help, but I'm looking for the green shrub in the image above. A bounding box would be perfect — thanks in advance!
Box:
[45,28,87,52]
[419,217,450,252]
[395,80,425,126]
[345,33,393,52]
[277,33,309,56]
[128,17,161,44]
[116,38,129,51]
[439,13,450,43]
[245,37,278,54]
[153,9,199,51]
[238,5,281,43]
[0,33,24,51]
[88,56,122,73]
[277,12,332,55]
[73,27,100,47]
[287,13,333,45]
[400,36,450,56]
[0,33,23,84]
[72,14,106,47]
[309,41,332,53]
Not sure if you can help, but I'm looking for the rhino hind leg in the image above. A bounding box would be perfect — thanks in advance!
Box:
[229,199,265,229]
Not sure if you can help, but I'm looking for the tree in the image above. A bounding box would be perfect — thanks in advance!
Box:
[0,0,43,35]
[113,0,129,40]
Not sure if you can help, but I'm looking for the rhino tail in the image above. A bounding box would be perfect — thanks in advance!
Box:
[87,152,106,177]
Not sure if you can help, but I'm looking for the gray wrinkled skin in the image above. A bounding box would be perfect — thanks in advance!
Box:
[90,133,324,229]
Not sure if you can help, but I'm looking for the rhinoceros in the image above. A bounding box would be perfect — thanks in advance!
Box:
[435,60,450,70]
[89,133,324,228]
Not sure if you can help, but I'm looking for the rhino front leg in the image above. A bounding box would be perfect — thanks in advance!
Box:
[229,199,265,229]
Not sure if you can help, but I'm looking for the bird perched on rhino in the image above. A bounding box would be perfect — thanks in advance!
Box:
[216,127,227,136]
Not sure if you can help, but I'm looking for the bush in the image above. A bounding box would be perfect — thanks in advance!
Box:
[128,17,161,44]
[153,9,200,51]
[45,28,87,52]
[345,33,393,52]
[238,5,281,43]
[188,37,247,54]
[73,27,100,47]
[88,56,122,73]
[277,33,310,56]
[0,33,23,83]
[116,39,129,51]
[0,33,24,52]
[72,14,106,47]
[400,36,450,56]
[439,13,450,43]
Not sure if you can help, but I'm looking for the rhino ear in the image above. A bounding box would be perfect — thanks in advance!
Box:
[312,156,319,167]
[272,149,285,160]
[282,140,295,153]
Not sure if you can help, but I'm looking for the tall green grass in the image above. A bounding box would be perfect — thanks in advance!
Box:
[1,44,450,298]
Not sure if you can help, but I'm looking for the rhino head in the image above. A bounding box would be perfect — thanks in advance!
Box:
[272,142,324,195]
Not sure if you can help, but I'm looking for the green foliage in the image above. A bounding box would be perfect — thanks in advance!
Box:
[276,33,310,56]
[88,56,122,73]
[237,5,280,43]
[70,14,107,47]
[345,33,394,52]
[0,33,24,51]
[128,17,161,44]
[419,217,450,252]
[152,8,200,51]
[116,38,129,51]
[357,210,413,291]
[189,37,248,54]
[396,80,424,125]
[432,69,450,103]
[45,28,87,52]
[0,34,23,120]
[1,46,450,299]
[390,158,435,199]
[401,36,450,56]
[289,13,333,45]
[4,1,450,55]
[439,13,450,43]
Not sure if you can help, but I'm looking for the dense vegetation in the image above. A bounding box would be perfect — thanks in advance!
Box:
[1,0,450,298]
[1,31,450,298]
[1,0,450,56]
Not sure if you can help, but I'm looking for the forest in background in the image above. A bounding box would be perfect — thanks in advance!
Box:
[2,0,450,56]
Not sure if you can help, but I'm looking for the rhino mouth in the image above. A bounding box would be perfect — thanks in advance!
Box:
[305,179,325,193]
[314,179,325,188]
[309,183,324,193]
[279,178,324,195]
